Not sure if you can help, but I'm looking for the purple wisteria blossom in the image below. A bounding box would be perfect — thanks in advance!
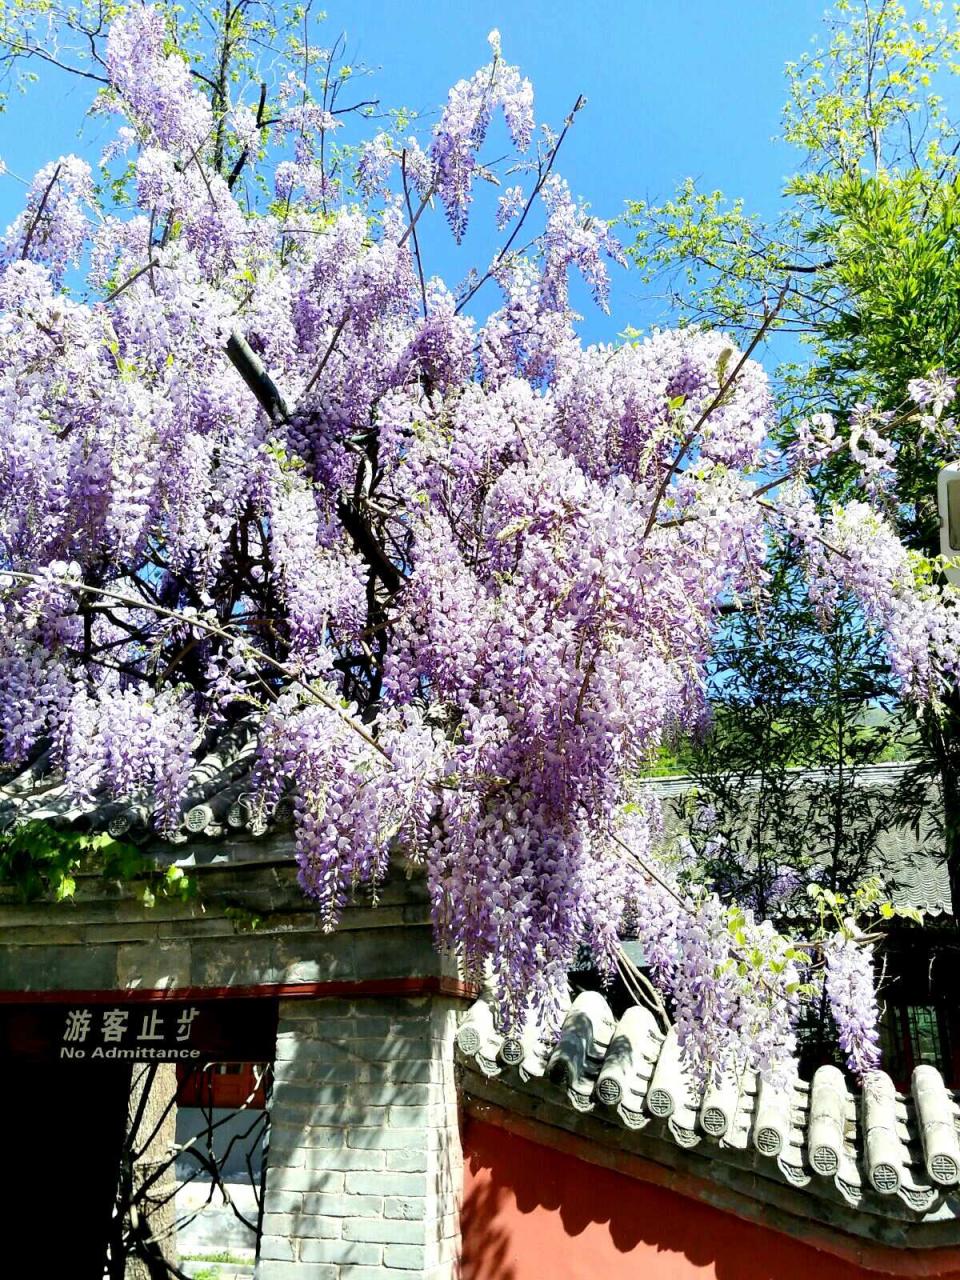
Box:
[430,29,534,241]
[824,935,881,1077]
[0,4,953,1078]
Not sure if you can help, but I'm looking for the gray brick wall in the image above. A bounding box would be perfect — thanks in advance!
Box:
[258,995,463,1278]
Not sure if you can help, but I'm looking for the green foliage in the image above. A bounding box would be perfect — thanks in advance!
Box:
[626,1,960,511]
[626,178,801,333]
[0,820,196,904]
[0,0,379,205]
[807,874,923,934]
[223,903,264,932]
[670,552,918,925]
[182,1252,251,1266]
[628,0,960,903]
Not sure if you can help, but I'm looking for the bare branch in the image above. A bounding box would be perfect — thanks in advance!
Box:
[2,569,391,760]
[227,81,268,190]
[642,280,791,538]
[402,150,428,318]
[21,163,61,261]
[103,259,168,305]
[226,331,292,423]
[456,94,587,314]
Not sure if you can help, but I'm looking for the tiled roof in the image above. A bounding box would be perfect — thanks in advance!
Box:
[2,752,952,916]
[0,720,281,846]
[640,764,953,917]
[457,989,960,1245]
[884,845,953,917]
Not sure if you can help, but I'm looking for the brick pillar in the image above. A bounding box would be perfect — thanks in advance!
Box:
[258,995,463,1279]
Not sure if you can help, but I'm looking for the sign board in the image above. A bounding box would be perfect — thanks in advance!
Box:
[0,997,278,1065]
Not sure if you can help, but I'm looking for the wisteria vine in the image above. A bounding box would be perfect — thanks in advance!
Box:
[0,9,955,1081]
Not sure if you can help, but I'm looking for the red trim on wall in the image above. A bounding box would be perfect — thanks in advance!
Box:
[0,975,478,1005]
[462,1101,960,1279]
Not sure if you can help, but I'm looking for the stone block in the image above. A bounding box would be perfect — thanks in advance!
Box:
[384,1243,427,1270]
[306,1146,385,1172]
[331,1270,397,1280]
[264,1146,308,1172]
[258,1234,296,1261]
[303,1061,372,1084]
[274,934,356,983]
[298,1014,358,1037]
[342,1218,423,1244]
[0,944,117,991]
[380,1058,440,1085]
[264,1127,310,1165]
[352,927,437,980]
[0,922,90,947]
[300,1081,433,1108]
[347,1127,430,1151]
[387,1148,428,1172]
[257,1263,336,1280]
[345,1171,427,1197]
[189,937,284,986]
[116,940,190,989]
[262,1189,303,1214]
[299,1239,382,1265]
[385,1105,431,1128]
[264,1164,334,1193]
[262,1212,340,1242]
[270,1122,346,1154]
[384,1198,427,1220]
[302,1192,382,1218]
[279,1101,390,1127]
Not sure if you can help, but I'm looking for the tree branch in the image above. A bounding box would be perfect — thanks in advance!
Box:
[2,569,390,759]
[226,331,291,423]
[643,280,791,538]
[456,94,586,314]
[226,331,407,598]
[227,81,268,190]
[402,150,428,317]
[21,163,61,261]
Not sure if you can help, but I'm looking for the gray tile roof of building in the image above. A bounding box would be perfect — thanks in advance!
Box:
[3,754,951,913]
[457,989,960,1246]
[0,720,282,847]
[639,764,954,917]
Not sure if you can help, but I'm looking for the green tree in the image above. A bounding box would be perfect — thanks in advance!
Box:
[681,552,910,920]
[628,0,960,904]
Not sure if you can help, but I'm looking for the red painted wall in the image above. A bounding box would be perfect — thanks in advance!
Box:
[460,1115,960,1280]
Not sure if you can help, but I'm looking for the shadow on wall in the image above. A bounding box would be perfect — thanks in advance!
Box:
[459,1115,942,1280]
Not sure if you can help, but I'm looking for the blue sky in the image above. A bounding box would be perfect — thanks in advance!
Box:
[0,1,831,343]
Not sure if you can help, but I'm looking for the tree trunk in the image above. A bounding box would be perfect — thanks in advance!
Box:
[125,1063,179,1280]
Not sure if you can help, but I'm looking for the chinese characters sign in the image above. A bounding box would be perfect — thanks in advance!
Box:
[0,998,278,1064]
[60,1004,203,1060]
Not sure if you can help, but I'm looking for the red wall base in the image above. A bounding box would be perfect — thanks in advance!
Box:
[460,1113,960,1280]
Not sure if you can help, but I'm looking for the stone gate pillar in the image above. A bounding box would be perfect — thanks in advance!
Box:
[258,994,463,1279]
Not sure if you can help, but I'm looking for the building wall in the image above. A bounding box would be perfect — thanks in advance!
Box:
[258,994,463,1279]
[0,847,472,1278]
[460,1116,960,1280]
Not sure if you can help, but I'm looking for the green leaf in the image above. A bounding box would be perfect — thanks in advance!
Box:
[54,875,76,901]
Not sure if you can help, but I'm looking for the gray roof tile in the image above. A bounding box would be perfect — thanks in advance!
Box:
[458,988,960,1241]
[639,765,954,916]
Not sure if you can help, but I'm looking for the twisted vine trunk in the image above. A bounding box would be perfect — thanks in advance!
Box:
[124,1064,179,1280]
